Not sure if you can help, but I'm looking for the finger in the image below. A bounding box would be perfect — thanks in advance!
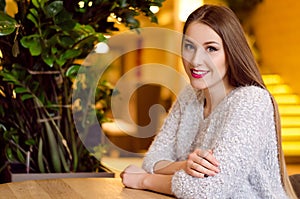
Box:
[191,160,218,176]
[186,165,210,178]
[197,149,220,167]
[191,152,220,174]
[198,156,220,174]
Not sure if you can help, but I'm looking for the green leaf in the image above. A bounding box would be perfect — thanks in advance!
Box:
[56,49,81,66]
[58,145,69,172]
[38,138,45,173]
[45,1,63,18]
[27,13,38,28]
[32,0,40,8]
[41,52,54,67]
[55,58,65,67]
[66,65,80,77]
[58,36,75,48]
[29,8,39,18]
[54,8,72,22]
[17,149,25,163]
[0,11,17,36]
[96,33,106,42]
[25,139,36,146]
[6,147,15,161]
[126,16,140,29]
[21,94,34,101]
[44,120,61,172]
[20,35,42,56]
[14,87,28,94]
[60,20,76,31]
[150,15,158,23]
[51,47,58,54]
[61,49,81,60]
[0,123,6,131]
[1,72,22,86]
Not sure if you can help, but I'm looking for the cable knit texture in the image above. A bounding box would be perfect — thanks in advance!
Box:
[142,85,289,199]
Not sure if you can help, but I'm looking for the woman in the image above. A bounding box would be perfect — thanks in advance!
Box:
[120,4,297,199]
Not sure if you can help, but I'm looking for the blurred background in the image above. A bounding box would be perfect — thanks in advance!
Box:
[93,0,300,175]
[2,0,300,178]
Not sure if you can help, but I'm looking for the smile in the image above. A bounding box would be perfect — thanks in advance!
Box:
[190,69,209,78]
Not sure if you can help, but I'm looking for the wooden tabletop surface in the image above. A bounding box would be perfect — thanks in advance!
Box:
[0,177,174,199]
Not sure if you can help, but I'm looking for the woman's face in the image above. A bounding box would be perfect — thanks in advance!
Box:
[182,22,230,91]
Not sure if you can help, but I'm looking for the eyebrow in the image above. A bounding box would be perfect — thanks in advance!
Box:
[183,38,220,46]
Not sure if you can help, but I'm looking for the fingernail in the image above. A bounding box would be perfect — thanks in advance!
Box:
[204,174,209,178]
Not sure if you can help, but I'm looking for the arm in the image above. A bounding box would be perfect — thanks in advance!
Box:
[142,96,182,173]
[154,148,220,177]
[172,87,274,198]
[144,86,219,176]
[121,165,173,195]
[122,87,280,197]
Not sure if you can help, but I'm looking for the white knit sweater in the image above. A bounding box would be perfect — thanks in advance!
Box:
[142,85,289,199]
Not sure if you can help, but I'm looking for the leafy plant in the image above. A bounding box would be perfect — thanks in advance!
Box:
[0,0,165,178]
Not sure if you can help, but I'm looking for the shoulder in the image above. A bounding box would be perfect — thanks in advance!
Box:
[230,85,272,107]
[225,86,275,121]
[233,85,269,99]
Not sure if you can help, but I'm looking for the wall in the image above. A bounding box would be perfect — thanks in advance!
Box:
[250,0,300,94]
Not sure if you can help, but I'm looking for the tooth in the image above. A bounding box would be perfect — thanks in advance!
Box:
[193,70,205,75]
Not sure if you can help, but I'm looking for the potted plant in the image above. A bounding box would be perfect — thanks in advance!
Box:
[0,0,165,182]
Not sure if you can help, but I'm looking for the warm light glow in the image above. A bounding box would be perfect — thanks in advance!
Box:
[78,1,85,9]
[274,94,300,104]
[266,84,292,94]
[150,6,160,14]
[178,0,203,22]
[279,105,300,115]
[282,142,300,156]
[94,42,109,54]
[262,74,283,85]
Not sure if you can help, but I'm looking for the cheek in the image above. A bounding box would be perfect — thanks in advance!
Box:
[182,58,190,70]
[215,56,227,76]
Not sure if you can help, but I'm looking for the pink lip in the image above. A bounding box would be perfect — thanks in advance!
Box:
[190,69,209,79]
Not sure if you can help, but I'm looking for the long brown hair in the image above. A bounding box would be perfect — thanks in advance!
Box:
[183,4,297,198]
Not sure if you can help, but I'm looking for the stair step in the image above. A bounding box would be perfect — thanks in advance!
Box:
[282,128,300,141]
[279,105,300,116]
[266,84,292,94]
[263,73,300,157]
[273,94,300,104]
[282,141,300,156]
[281,116,300,127]
[262,74,283,85]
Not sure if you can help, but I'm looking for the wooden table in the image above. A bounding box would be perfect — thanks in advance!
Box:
[0,177,174,198]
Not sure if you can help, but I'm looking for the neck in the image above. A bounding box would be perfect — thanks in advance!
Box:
[203,82,234,118]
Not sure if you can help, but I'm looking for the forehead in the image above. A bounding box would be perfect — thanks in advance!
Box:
[184,22,222,44]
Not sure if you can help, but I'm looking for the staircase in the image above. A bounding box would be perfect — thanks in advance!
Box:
[263,74,300,162]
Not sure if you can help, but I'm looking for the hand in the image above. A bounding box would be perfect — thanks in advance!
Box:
[185,149,220,178]
[120,165,148,189]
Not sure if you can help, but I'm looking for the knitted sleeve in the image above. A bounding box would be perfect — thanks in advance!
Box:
[142,97,182,174]
[171,86,285,198]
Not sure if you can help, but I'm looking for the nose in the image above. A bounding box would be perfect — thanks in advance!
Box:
[191,49,205,68]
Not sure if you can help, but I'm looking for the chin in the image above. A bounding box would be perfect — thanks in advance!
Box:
[190,82,208,90]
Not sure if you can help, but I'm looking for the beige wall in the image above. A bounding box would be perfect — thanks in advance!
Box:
[250,0,300,94]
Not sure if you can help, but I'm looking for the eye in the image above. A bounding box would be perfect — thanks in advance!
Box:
[207,46,218,52]
[184,42,195,51]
